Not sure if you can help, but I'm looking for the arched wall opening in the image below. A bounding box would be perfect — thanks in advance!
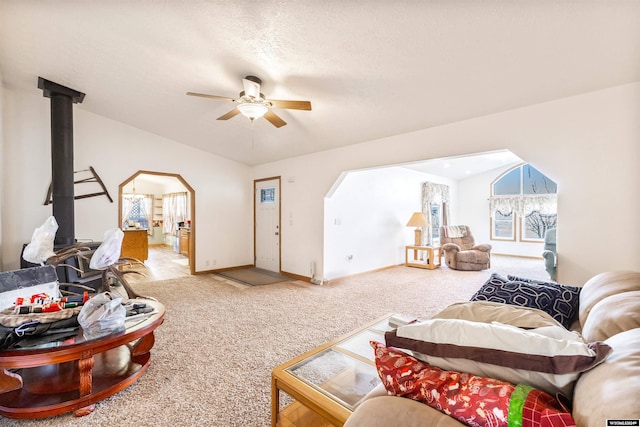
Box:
[323,149,556,280]
[118,170,196,275]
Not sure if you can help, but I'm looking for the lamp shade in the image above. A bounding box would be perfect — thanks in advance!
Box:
[406,212,428,228]
[237,102,268,120]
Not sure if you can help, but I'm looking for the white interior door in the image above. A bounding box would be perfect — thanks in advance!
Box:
[255,178,280,272]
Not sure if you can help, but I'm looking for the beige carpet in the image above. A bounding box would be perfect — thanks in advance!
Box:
[2,257,550,427]
[216,268,291,286]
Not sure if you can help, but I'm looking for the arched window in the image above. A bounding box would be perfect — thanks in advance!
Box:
[489,164,557,242]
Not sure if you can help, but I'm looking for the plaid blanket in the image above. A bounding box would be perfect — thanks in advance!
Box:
[443,225,468,238]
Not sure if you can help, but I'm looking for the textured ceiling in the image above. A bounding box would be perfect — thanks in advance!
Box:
[1,1,639,166]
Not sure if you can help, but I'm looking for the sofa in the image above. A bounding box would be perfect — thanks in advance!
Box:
[345,270,640,427]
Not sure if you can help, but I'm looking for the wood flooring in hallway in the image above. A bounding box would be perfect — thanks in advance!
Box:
[122,244,191,284]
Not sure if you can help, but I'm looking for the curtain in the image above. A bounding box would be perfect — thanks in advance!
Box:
[163,192,188,235]
[421,182,450,246]
[140,194,153,235]
[122,194,154,234]
[121,195,134,228]
[489,194,557,216]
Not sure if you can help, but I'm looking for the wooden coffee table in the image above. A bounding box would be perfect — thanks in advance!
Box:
[271,314,393,427]
[0,298,164,419]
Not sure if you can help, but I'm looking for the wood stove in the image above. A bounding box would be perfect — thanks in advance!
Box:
[22,78,102,289]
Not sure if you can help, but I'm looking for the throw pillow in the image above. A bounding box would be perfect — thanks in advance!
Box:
[371,341,576,427]
[470,275,574,328]
[433,301,564,329]
[507,275,581,329]
[385,318,612,397]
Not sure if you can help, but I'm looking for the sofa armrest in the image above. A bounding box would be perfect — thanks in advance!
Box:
[471,244,492,252]
[346,396,465,427]
[441,243,461,253]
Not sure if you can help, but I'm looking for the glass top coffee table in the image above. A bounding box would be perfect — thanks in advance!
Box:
[271,314,394,427]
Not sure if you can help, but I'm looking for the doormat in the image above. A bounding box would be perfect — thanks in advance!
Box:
[216,268,290,286]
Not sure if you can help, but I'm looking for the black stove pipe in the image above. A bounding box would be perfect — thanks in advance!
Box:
[38,77,85,247]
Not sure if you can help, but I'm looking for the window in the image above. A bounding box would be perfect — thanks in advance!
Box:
[490,164,557,242]
[127,199,149,229]
[491,210,515,241]
[162,192,188,235]
[523,210,558,241]
[430,204,441,242]
[260,188,275,203]
[122,194,153,231]
[422,182,450,246]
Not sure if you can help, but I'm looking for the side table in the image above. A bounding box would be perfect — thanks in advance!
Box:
[405,245,441,269]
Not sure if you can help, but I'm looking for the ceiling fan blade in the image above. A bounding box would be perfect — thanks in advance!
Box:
[217,108,241,120]
[268,99,312,111]
[242,77,261,99]
[187,92,236,102]
[264,109,287,128]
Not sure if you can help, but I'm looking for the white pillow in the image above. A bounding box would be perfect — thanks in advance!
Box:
[385,318,611,397]
[433,300,564,329]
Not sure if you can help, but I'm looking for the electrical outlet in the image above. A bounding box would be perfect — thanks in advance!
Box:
[347,254,353,261]
[212,259,217,266]
[205,260,210,266]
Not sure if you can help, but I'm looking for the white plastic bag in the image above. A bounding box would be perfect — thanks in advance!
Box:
[22,216,59,264]
[78,292,126,337]
[89,228,124,270]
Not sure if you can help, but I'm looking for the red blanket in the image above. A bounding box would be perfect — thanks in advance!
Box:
[371,341,575,427]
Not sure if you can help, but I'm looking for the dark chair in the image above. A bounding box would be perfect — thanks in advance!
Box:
[542,228,557,281]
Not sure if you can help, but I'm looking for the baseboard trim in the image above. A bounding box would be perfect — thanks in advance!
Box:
[328,264,402,284]
[194,264,254,275]
[492,253,543,260]
[280,271,311,283]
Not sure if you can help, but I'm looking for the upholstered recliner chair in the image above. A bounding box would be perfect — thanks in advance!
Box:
[542,228,557,281]
[439,225,491,271]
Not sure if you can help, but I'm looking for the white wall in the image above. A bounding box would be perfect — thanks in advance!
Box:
[254,83,640,285]
[0,69,4,268]
[3,83,638,285]
[1,87,254,272]
[324,166,456,280]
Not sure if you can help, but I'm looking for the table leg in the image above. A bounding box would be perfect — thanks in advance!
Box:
[131,331,156,357]
[271,377,279,427]
[74,351,95,417]
[0,369,23,393]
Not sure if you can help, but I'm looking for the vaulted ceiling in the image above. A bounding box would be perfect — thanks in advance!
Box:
[1,1,639,166]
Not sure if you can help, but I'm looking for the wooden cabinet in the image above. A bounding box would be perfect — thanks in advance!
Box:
[121,229,149,261]
[179,228,190,257]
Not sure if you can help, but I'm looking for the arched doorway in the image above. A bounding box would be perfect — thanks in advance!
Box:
[118,170,196,275]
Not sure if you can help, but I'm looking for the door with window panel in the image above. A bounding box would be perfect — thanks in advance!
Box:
[255,178,281,272]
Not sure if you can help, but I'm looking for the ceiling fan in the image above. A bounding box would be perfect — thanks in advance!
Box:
[187,75,311,128]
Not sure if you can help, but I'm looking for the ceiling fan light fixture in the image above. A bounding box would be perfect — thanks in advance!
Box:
[237,102,268,120]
